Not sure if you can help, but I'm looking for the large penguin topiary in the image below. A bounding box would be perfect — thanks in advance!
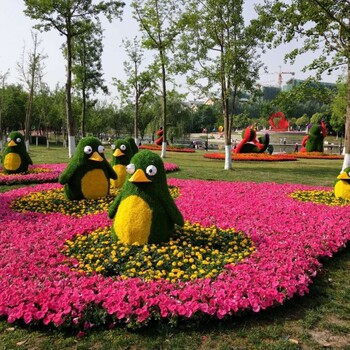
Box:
[1,131,32,174]
[334,166,350,200]
[108,150,184,245]
[59,137,117,200]
[110,138,137,188]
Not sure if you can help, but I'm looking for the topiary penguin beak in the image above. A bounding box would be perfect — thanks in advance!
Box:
[129,169,152,183]
[113,149,124,157]
[337,171,350,180]
[8,140,17,147]
[89,151,103,162]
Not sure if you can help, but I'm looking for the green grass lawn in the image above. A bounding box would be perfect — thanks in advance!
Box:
[0,145,349,350]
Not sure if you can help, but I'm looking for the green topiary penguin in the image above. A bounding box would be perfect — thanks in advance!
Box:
[110,138,138,188]
[305,121,327,152]
[108,150,184,245]
[125,137,139,155]
[59,137,117,200]
[1,131,32,174]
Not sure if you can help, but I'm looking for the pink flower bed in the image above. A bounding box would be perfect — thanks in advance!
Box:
[0,163,179,185]
[0,164,66,185]
[0,180,349,329]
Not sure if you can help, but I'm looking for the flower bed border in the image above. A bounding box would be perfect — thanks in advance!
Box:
[0,162,179,186]
[204,152,297,161]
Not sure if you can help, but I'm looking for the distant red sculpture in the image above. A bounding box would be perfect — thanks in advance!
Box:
[155,127,163,145]
[269,112,289,131]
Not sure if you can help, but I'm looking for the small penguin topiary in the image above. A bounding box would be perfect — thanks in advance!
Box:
[301,121,327,152]
[334,166,350,200]
[110,138,137,188]
[108,150,184,245]
[1,131,32,174]
[59,137,117,200]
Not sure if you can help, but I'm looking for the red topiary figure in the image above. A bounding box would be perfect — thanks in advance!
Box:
[234,125,270,154]
[155,127,163,145]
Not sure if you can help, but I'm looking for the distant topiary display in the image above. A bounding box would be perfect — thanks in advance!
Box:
[110,138,138,188]
[59,137,117,200]
[234,125,270,153]
[334,166,350,200]
[108,150,184,245]
[1,131,33,174]
[300,121,327,152]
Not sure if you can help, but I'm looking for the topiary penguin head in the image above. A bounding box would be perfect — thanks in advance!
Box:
[6,131,26,150]
[111,139,134,165]
[125,150,167,189]
[74,137,106,165]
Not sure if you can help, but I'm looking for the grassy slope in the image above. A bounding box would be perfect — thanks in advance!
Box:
[0,146,349,350]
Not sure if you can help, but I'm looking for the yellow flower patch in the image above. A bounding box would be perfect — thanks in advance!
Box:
[290,190,350,206]
[63,222,255,282]
[10,186,180,217]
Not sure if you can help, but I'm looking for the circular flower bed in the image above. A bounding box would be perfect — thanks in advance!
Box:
[204,152,297,161]
[294,152,343,159]
[0,180,349,330]
[0,162,180,186]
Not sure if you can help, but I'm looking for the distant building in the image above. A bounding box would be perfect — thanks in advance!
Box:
[283,78,336,92]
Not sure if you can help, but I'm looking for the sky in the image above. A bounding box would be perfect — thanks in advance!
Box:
[0,0,343,104]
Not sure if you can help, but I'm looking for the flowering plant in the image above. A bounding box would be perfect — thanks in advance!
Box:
[294,152,343,159]
[204,153,297,161]
[0,180,349,330]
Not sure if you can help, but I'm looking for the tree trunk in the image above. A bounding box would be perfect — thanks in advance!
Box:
[342,62,350,171]
[66,31,76,158]
[160,58,167,158]
[81,87,86,137]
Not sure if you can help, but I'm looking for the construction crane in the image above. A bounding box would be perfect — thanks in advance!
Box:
[277,70,295,89]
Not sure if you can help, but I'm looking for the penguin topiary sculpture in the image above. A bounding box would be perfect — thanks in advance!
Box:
[1,131,32,174]
[108,150,184,245]
[110,138,137,188]
[300,120,327,152]
[334,166,350,200]
[59,137,117,200]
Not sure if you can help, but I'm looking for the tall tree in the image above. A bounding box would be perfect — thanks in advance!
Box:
[257,0,350,170]
[132,0,185,158]
[72,20,108,137]
[17,31,46,151]
[0,70,10,150]
[114,37,157,145]
[24,0,124,157]
[181,0,263,169]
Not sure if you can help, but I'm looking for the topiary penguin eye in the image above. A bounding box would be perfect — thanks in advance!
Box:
[126,163,135,174]
[16,138,21,143]
[7,137,11,142]
[120,144,126,151]
[146,165,157,176]
[111,144,116,150]
[84,145,93,154]
[98,145,105,153]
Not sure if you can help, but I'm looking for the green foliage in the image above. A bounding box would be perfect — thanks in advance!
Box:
[331,79,347,134]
